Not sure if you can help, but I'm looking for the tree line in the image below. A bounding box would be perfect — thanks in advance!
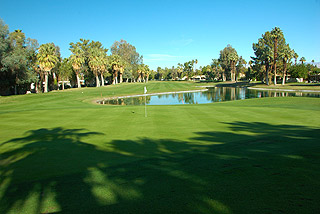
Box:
[0,19,151,95]
[1,18,319,96]
[154,27,319,83]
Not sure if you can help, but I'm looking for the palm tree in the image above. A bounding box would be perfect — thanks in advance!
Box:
[136,64,143,82]
[37,43,59,93]
[293,52,299,65]
[228,52,239,82]
[110,55,121,84]
[177,63,183,79]
[300,57,306,65]
[88,48,101,87]
[69,44,85,88]
[279,44,294,85]
[194,59,198,72]
[271,27,283,85]
[99,52,108,86]
[119,65,124,83]
[58,58,73,90]
[145,65,151,82]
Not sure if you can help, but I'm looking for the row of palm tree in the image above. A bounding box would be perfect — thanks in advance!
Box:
[36,40,153,92]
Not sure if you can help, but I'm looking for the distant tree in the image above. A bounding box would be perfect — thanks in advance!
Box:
[1,29,27,94]
[145,65,151,82]
[69,43,85,88]
[236,56,247,81]
[252,31,274,85]
[3,29,39,94]
[123,67,133,82]
[202,65,213,80]
[58,58,73,90]
[293,52,299,65]
[37,43,59,93]
[177,63,183,79]
[271,27,285,85]
[110,39,143,81]
[211,59,222,80]
[88,41,108,87]
[119,63,125,83]
[300,57,306,64]
[182,60,194,79]
[278,44,294,85]
[289,64,308,80]
[219,45,239,81]
[109,54,123,84]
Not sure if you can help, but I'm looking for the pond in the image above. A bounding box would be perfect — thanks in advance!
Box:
[98,87,320,106]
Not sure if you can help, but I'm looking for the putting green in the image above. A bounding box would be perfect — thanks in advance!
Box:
[0,82,320,213]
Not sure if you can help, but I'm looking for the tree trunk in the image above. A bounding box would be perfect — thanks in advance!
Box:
[14,73,18,95]
[138,74,141,82]
[101,73,105,86]
[273,38,278,85]
[76,72,81,88]
[233,64,236,82]
[112,72,116,85]
[120,73,123,83]
[44,72,48,93]
[265,63,269,86]
[35,82,39,93]
[115,70,118,84]
[96,75,100,87]
[146,74,149,83]
[62,80,65,90]
[282,61,287,85]
[273,63,277,85]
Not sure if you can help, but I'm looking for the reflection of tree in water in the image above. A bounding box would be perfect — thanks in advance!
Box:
[100,88,320,106]
[176,93,196,104]
[184,93,195,104]
[101,96,151,106]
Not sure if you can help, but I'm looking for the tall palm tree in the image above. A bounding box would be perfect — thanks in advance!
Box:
[99,52,108,86]
[69,44,85,88]
[88,47,101,87]
[271,27,283,85]
[37,43,59,93]
[228,52,239,82]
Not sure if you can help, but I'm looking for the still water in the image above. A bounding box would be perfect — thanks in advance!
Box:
[98,87,320,106]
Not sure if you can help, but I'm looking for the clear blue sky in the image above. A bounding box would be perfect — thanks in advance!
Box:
[1,0,319,70]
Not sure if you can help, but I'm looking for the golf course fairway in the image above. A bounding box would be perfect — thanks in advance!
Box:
[1,82,319,213]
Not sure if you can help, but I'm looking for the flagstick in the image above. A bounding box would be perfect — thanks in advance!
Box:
[144,86,147,118]
[145,95,147,117]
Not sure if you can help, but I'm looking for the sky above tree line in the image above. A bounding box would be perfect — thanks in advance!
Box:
[1,0,319,70]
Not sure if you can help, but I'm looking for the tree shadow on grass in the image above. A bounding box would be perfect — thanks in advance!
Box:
[0,123,320,213]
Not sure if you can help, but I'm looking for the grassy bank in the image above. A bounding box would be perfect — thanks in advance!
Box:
[249,82,320,91]
[0,82,320,213]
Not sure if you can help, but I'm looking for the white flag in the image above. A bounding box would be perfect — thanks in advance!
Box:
[144,86,147,94]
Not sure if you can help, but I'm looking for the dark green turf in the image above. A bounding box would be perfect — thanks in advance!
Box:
[0,82,320,213]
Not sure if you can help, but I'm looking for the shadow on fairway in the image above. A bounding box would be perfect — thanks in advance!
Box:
[0,123,319,213]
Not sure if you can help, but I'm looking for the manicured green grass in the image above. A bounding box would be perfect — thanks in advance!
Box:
[1,81,320,213]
